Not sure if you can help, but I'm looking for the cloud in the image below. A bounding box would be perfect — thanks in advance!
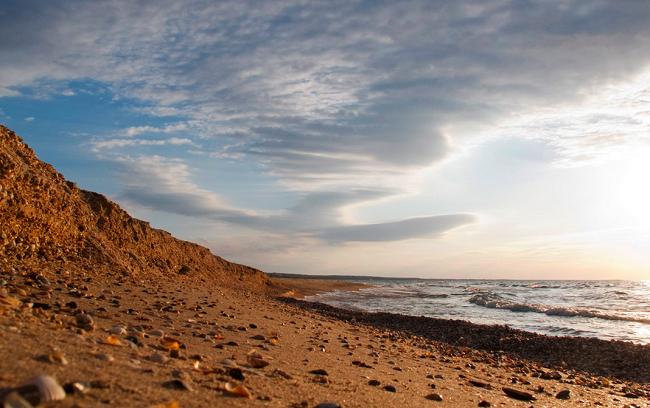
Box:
[3,0,650,253]
[123,123,188,137]
[91,137,195,151]
[2,0,650,184]
[0,87,20,97]
[316,214,478,244]
[115,154,476,242]
[24,117,34,121]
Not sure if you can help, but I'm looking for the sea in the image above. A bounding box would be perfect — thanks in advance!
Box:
[302,278,650,345]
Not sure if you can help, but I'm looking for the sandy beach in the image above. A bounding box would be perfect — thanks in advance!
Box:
[2,126,650,407]
[2,265,650,407]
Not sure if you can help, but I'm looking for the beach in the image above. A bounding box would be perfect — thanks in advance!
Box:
[2,125,650,407]
[2,265,650,407]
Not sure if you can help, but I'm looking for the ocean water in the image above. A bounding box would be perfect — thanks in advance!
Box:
[303,278,650,345]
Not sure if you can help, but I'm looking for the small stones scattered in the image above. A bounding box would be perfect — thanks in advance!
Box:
[555,390,571,399]
[383,385,396,393]
[425,393,443,401]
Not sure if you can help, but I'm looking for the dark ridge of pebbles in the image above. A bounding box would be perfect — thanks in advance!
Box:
[278,297,650,383]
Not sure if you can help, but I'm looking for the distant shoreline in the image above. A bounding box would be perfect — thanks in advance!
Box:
[268,275,372,298]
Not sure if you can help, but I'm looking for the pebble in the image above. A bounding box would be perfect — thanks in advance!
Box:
[478,401,491,407]
[425,393,443,401]
[162,380,193,391]
[109,327,127,335]
[93,354,114,362]
[368,379,381,386]
[309,369,328,376]
[383,385,396,393]
[502,387,536,401]
[149,353,169,364]
[314,403,341,408]
[75,313,93,327]
[229,368,245,380]
[149,329,164,337]
[556,390,571,399]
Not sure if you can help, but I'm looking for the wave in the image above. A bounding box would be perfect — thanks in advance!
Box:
[469,294,650,324]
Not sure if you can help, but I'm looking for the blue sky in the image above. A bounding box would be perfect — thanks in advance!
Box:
[2,0,650,279]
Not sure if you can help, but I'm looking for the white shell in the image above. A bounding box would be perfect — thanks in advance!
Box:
[20,375,66,402]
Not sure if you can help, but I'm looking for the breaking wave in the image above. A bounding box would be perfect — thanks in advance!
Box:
[469,294,650,324]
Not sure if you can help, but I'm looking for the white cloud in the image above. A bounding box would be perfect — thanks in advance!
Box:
[91,136,196,151]
[3,0,650,187]
[113,154,476,242]
[123,123,188,137]
[24,117,34,121]
[0,87,20,97]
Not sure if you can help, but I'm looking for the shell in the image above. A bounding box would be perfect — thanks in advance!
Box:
[15,375,66,405]
[247,350,270,368]
[161,337,181,350]
[224,382,251,398]
[48,352,68,365]
[2,392,33,408]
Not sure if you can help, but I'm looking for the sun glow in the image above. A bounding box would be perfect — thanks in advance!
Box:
[619,150,650,226]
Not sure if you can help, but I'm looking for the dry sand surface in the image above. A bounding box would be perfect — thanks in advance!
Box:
[2,269,650,408]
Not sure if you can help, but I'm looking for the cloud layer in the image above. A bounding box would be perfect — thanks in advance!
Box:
[2,0,650,247]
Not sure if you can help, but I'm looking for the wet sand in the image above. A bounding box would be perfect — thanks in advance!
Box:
[2,268,650,407]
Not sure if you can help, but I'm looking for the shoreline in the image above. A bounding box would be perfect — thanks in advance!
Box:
[267,276,371,298]
[2,266,650,407]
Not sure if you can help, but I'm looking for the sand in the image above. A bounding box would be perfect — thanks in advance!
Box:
[1,269,650,407]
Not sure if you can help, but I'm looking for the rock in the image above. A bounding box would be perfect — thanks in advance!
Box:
[555,390,570,399]
[309,369,328,376]
[314,403,341,408]
[162,380,193,391]
[383,385,396,393]
[478,401,491,407]
[229,368,245,380]
[75,313,93,327]
[149,329,164,337]
[149,353,169,364]
[368,379,381,386]
[502,387,536,401]
[425,393,443,401]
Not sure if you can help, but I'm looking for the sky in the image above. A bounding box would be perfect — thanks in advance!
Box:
[1,0,650,280]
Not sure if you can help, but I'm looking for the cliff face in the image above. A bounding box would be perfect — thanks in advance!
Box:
[0,125,268,286]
